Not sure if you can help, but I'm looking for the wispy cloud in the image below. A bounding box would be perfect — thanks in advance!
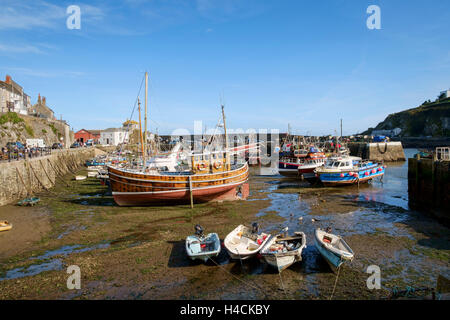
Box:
[0,44,44,54]
[0,0,105,31]
[1,66,85,78]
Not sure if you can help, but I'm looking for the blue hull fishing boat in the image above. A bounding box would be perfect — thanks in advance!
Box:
[314,228,354,272]
[315,156,385,186]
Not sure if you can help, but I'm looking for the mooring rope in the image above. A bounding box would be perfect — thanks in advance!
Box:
[278,272,289,299]
[329,265,341,300]
[208,257,270,300]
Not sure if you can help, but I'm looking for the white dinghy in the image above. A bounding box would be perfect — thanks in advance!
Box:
[224,223,270,260]
[260,227,307,272]
[314,227,354,272]
[185,225,221,263]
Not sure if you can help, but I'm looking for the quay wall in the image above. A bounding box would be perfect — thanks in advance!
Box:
[348,142,405,161]
[408,158,450,225]
[0,148,97,206]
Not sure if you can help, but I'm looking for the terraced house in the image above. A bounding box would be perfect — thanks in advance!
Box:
[0,75,31,115]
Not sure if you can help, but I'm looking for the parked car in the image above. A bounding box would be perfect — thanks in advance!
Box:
[70,142,81,148]
[6,141,25,151]
[52,143,63,149]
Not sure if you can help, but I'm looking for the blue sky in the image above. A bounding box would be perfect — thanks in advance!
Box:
[1,0,449,135]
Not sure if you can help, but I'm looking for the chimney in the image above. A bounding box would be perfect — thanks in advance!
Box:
[5,75,12,84]
[43,97,46,105]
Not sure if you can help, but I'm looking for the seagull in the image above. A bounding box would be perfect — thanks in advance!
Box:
[298,217,303,221]
[311,218,320,222]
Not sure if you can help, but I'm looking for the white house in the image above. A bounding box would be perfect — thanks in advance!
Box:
[0,75,28,115]
[372,128,402,137]
[440,89,450,99]
[100,127,129,146]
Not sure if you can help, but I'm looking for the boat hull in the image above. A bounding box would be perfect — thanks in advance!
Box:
[317,165,385,186]
[108,163,249,206]
[315,238,344,270]
[186,233,221,263]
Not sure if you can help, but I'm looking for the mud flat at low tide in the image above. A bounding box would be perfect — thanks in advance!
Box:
[0,150,449,300]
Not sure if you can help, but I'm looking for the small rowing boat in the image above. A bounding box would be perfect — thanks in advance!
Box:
[314,227,354,272]
[224,223,270,260]
[0,220,12,232]
[260,228,306,272]
[185,225,221,262]
[17,197,40,206]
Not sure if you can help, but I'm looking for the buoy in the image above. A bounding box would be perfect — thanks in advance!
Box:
[349,172,354,176]
[365,171,369,176]
[371,169,376,174]
[340,173,344,178]
[378,167,383,171]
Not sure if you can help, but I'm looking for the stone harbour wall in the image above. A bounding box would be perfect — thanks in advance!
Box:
[348,142,406,162]
[408,157,450,225]
[0,148,96,206]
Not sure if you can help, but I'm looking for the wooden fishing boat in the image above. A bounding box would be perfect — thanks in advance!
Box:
[314,228,354,272]
[314,156,385,186]
[108,158,249,205]
[224,224,271,260]
[185,225,221,262]
[0,220,12,232]
[260,229,306,272]
[17,197,40,206]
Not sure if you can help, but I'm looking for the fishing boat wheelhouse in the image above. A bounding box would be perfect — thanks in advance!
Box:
[279,146,324,177]
[297,151,327,180]
[314,156,385,186]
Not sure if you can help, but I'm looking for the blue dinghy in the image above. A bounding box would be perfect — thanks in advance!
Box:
[186,225,221,263]
[314,228,354,272]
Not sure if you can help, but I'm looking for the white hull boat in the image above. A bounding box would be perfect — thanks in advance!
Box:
[185,225,221,263]
[224,224,270,260]
[314,228,354,272]
[260,231,306,272]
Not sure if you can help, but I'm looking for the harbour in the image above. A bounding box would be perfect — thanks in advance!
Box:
[0,147,448,299]
[0,1,449,307]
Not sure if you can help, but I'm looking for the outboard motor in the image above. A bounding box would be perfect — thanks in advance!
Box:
[194,224,204,237]
[251,222,259,234]
[326,226,332,233]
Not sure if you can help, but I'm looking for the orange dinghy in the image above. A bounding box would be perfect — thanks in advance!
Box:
[0,220,12,232]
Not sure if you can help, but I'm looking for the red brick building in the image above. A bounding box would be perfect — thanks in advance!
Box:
[74,129,101,144]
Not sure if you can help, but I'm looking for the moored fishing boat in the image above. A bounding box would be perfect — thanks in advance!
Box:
[314,227,354,272]
[260,228,306,272]
[314,155,385,186]
[108,156,249,205]
[297,149,327,181]
[224,224,271,260]
[185,225,221,262]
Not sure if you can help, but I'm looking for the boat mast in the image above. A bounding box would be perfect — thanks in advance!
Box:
[144,71,148,158]
[222,105,230,171]
[138,98,145,168]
